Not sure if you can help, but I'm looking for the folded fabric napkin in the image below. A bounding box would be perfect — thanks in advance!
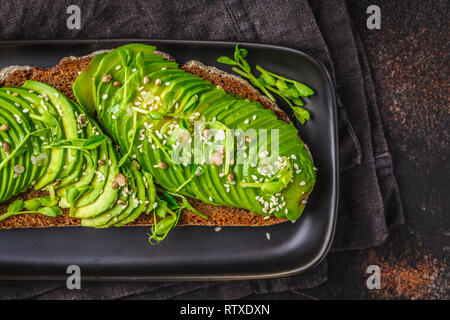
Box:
[0,0,403,299]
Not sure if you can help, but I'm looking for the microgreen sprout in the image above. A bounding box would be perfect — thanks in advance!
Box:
[217,44,315,124]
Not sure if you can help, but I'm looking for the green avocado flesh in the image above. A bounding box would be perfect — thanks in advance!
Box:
[0,81,155,228]
[73,43,316,221]
[0,43,315,240]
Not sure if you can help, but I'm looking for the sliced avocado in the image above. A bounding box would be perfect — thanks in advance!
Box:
[73,52,108,115]
[22,81,79,180]
[56,120,97,200]
[0,94,39,200]
[114,166,147,226]
[72,142,119,219]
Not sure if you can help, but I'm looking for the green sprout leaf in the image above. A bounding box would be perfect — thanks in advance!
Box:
[38,206,63,217]
[294,82,315,97]
[217,48,316,125]
[7,199,24,213]
[23,198,42,211]
[82,134,106,149]
[216,56,237,66]
[292,107,311,125]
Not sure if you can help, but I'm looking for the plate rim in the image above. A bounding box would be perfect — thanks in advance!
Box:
[0,39,339,281]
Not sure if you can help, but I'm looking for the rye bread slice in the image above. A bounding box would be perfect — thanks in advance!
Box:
[0,50,310,229]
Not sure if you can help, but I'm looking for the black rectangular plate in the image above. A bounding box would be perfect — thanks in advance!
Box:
[0,40,338,281]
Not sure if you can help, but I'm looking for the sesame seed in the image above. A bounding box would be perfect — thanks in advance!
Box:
[155,79,162,86]
[14,114,22,124]
[244,119,249,124]
[215,227,222,232]
[102,94,108,100]
[300,181,306,186]
[266,232,271,240]
[115,65,122,70]
[102,74,112,82]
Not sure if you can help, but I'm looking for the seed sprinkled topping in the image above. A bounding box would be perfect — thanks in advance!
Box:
[155,79,162,87]
[2,142,11,152]
[211,152,223,166]
[132,160,141,170]
[13,164,24,174]
[113,81,122,87]
[0,124,9,131]
[143,76,150,84]
[114,174,127,187]
[157,161,168,169]
[102,74,112,82]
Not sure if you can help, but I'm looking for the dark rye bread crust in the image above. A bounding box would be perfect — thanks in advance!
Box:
[0,52,309,229]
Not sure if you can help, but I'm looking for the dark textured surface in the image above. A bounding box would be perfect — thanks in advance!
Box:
[247,0,449,299]
[0,0,446,299]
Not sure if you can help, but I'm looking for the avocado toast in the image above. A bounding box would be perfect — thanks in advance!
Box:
[0,44,316,242]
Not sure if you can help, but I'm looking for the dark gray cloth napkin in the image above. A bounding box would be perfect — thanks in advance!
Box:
[0,0,403,299]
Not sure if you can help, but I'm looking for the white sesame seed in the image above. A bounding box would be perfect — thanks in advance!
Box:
[215,227,222,232]
[14,114,22,124]
[266,232,271,240]
[102,94,108,100]
[244,119,249,124]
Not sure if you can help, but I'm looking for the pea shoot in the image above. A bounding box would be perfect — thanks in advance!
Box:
[217,44,315,124]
